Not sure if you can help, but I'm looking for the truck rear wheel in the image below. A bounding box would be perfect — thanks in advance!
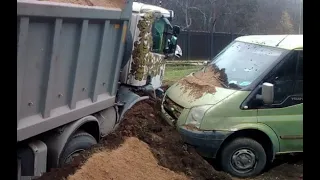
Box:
[220,137,267,178]
[59,130,97,167]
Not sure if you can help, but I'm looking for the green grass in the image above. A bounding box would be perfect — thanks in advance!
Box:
[164,65,202,86]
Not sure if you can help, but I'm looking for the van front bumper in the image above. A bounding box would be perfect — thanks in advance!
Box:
[178,126,232,158]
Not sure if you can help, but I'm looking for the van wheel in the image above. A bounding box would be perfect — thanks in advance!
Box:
[220,137,266,178]
[59,131,97,167]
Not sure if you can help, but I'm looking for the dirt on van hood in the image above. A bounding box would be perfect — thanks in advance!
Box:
[38,0,125,9]
[177,65,227,100]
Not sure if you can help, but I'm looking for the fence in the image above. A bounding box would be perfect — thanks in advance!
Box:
[177,31,244,60]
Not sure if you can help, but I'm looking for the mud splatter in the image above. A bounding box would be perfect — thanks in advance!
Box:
[130,12,155,81]
[130,12,166,82]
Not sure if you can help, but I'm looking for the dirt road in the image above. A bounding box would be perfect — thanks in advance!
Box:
[243,155,303,180]
[208,154,303,180]
[38,98,302,180]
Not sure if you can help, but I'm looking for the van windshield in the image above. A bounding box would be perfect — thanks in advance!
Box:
[207,41,288,89]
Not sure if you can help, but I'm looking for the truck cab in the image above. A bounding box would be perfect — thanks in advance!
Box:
[161,35,303,178]
[120,2,182,90]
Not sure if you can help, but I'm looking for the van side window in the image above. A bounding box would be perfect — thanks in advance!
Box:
[243,50,303,109]
[293,51,303,95]
[261,50,303,108]
[270,52,297,104]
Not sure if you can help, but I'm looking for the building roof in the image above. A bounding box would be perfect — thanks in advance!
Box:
[235,35,303,50]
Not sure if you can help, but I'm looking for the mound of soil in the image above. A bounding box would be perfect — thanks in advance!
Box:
[39,0,125,9]
[68,137,188,180]
[118,99,231,180]
[38,98,231,180]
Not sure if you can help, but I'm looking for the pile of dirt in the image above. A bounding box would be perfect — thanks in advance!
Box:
[119,100,231,180]
[178,66,225,99]
[39,0,125,9]
[38,98,231,180]
[68,137,188,180]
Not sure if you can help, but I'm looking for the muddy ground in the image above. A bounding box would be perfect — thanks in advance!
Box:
[38,97,302,180]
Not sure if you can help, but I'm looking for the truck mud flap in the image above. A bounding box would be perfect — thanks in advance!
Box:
[117,86,149,121]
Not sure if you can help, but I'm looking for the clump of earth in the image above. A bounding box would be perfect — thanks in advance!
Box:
[177,65,227,99]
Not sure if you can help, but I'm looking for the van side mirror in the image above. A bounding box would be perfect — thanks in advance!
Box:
[261,82,274,104]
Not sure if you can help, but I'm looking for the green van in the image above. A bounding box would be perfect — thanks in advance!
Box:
[161,35,303,178]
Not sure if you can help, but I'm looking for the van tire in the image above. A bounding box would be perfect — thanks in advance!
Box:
[58,130,97,167]
[121,31,133,69]
[220,137,266,178]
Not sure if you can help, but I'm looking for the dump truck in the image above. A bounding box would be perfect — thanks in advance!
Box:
[17,0,181,179]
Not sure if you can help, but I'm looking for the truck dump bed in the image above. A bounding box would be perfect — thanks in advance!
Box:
[17,0,132,141]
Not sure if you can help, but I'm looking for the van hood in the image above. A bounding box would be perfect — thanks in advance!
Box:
[165,77,237,108]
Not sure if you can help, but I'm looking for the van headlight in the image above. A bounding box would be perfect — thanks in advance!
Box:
[185,105,212,128]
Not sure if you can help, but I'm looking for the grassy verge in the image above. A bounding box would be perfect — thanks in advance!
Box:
[163,64,202,86]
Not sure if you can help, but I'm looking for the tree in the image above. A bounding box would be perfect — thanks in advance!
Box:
[277,11,294,34]
[136,0,302,34]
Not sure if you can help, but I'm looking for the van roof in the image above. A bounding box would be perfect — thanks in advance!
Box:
[235,35,303,50]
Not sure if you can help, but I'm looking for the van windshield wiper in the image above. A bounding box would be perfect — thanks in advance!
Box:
[202,65,229,88]
[218,78,228,88]
[228,83,241,90]
[204,65,228,88]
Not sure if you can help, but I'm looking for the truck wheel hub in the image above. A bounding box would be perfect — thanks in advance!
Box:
[64,149,84,165]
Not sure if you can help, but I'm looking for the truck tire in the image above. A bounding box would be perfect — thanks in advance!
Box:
[121,31,133,69]
[58,130,97,167]
[220,137,267,178]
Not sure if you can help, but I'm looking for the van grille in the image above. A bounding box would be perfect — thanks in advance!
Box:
[163,96,183,120]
